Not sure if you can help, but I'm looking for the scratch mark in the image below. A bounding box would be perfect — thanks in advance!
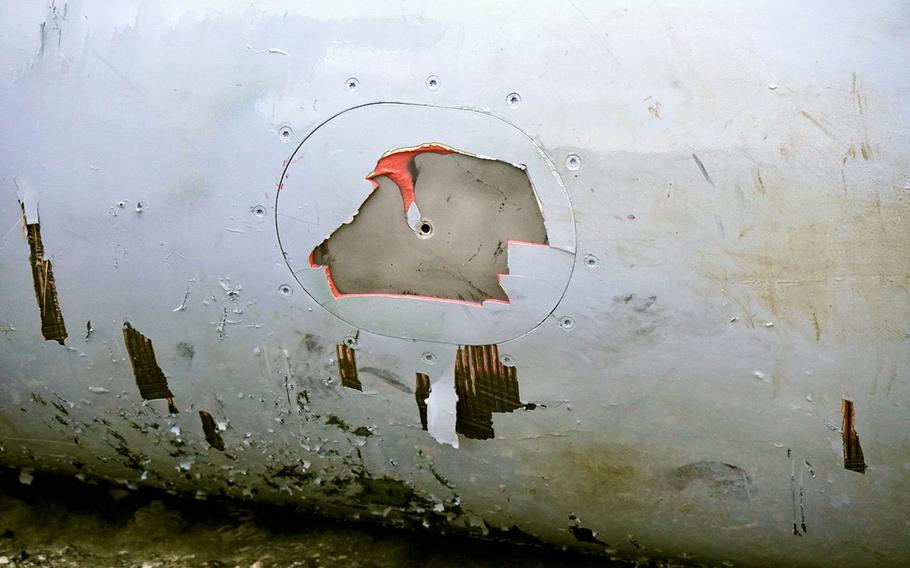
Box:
[789,449,803,536]
[691,153,715,187]
[798,109,836,139]
[753,170,766,195]
[359,367,412,393]
[122,322,177,414]
[173,287,190,312]
[841,399,866,473]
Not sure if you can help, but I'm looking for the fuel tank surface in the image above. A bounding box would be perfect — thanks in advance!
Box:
[1,2,908,566]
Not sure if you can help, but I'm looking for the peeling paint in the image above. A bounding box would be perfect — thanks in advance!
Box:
[841,399,866,474]
[454,345,525,440]
[335,344,361,391]
[18,199,67,345]
[122,323,177,414]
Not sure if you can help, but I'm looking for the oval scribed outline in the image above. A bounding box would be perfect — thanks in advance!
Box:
[275,101,577,344]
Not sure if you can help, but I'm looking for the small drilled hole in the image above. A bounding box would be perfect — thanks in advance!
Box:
[416,219,434,239]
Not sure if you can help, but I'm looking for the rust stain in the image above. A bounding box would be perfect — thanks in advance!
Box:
[454,345,523,440]
[415,373,431,431]
[122,322,177,414]
[21,204,67,344]
[336,344,361,391]
[198,410,225,451]
[841,399,866,474]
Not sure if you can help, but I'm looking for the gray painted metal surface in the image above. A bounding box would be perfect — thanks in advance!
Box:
[1,2,908,566]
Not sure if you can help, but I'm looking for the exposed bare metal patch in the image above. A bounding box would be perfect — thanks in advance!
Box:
[122,322,177,414]
[198,410,225,451]
[336,344,361,391]
[454,345,524,440]
[841,399,866,474]
[310,145,548,304]
[415,373,431,430]
[20,204,67,344]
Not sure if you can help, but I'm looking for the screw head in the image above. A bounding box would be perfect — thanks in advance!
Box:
[499,353,516,367]
[343,336,359,349]
[421,352,438,366]
[506,92,522,107]
[345,77,360,91]
[558,316,576,331]
[566,154,581,171]
[278,126,293,140]
[583,253,599,269]
[426,75,440,91]
[278,284,293,297]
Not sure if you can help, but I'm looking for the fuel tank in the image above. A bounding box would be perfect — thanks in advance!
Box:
[1,2,908,566]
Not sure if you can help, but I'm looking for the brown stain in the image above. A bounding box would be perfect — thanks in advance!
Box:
[700,186,909,343]
[415,373,431,431]
[122,322,177,414]
[454,345,523,440]
[549,439,642,503]
[21,204,67,344]
[198,410,225,451]
[841,399,866,474]
[336,344,361,391]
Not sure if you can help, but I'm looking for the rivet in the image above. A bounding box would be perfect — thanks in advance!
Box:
[558,316,576,331]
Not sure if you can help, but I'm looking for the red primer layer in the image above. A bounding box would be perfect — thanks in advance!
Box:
[367,144,456,215]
